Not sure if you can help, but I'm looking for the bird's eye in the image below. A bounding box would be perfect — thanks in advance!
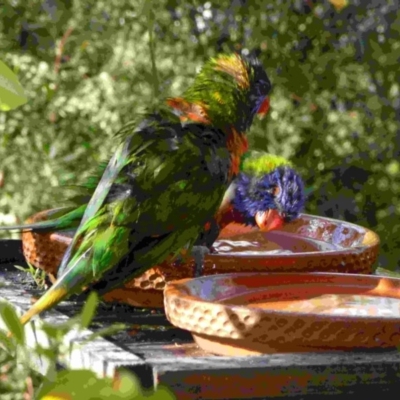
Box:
[266,186,280,196]
[273,186,281,196]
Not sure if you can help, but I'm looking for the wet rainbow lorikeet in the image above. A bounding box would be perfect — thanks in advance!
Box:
[3,53,272,327]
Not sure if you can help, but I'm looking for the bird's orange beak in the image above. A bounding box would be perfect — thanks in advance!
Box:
[255,209,284,232]
[257,96,270,119]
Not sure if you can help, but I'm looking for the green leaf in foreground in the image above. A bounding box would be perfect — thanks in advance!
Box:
[36,369,146,399]
[0,301,25,345]
[0,59,27,111]
[79,291,99,329]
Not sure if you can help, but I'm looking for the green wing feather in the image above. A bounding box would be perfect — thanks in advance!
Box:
[57,135,133,277]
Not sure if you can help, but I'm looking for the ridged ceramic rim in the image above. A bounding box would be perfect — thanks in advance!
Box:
[208,213,380,259]
[164,271,399,322]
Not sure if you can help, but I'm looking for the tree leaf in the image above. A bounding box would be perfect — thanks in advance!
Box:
[0,60,27,111]
[0,329,15,353]
[109,369,142,398]
[79,291,98,329]
[0,302,25,346]
[36,369,112,399]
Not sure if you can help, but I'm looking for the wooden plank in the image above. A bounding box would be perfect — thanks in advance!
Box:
[0,264,146,380]
[148,349,400,398]
[118,340,400,399]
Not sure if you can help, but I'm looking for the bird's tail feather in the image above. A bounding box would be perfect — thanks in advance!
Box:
[0,206,86,233]
[19,285,69,326]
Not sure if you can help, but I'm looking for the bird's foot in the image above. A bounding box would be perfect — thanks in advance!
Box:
[191,245,210,278]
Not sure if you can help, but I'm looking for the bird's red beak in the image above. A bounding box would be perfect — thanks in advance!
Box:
[255,209,284,232]
[257,96,270,119]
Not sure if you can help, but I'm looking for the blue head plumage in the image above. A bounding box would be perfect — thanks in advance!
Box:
[232,165,305,229]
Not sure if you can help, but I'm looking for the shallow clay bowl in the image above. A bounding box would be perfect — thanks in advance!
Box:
[164,272,400,355]
[22,209,379,308]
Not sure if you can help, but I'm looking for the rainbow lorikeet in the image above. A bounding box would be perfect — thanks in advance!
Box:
[216,150,305,233]
[4,53,271,327]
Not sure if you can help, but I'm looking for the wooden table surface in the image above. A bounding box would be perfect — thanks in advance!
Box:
[1,239,400,399]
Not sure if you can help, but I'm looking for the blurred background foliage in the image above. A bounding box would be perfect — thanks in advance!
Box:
[0,0,399,268]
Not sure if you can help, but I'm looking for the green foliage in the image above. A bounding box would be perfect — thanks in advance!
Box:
[0,0,399,269]
[79,292,99,330]
[0,59,27,111]
[0,294,172,399]
[36,369,174,399]
[0,301,25,345]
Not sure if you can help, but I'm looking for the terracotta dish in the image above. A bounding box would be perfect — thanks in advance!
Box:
[21,209,379,307]
[164,272,400,355]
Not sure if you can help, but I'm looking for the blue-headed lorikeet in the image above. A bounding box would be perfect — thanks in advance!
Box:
[217,150,305,233]
[3,53,272,327]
